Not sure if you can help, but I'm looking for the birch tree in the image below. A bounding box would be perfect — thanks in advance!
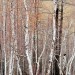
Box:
[2,0,7,75]
[34,0,39,66]
[23,0,33,75]
[48,0,59,75]
[9,0,22,75]
[66,20,75,75]
[9,0,15,75]
[47,0,63,75]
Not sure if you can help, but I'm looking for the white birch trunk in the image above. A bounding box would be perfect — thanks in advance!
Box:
[23,0,33,75]
[59,20,72,75]
[47,14,56,75]
[36,31,47,75]
[9,0,15,75]
[9,0,22,75]
[9,50,14,75]
[31,32,34,61]
[66,28,75,75]
[66,50,75,75]
[16,56,22,75]
[2,0,7,75]
[47,0,57,75]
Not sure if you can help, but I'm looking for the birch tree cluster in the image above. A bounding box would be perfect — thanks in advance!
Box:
[0,0,75,75]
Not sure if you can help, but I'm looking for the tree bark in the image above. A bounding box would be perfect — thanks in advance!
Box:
[23,0,33,75]
[52,0,63,75]
[2,0,7,75]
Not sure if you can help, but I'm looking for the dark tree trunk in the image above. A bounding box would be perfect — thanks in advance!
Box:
[52,0,63,75]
